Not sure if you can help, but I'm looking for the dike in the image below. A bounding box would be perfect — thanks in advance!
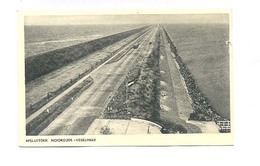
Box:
[162,26,229,123]
[25,26,149,83]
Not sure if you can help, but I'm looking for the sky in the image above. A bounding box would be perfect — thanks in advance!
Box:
[24,14,229,25]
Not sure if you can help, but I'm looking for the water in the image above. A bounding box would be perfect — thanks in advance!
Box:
[24,24,145,57]
[164,24,230,119]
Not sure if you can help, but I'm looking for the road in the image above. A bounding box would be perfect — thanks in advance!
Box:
[38,26,158,135]
[26,26,154,124]
[25,27,151,109]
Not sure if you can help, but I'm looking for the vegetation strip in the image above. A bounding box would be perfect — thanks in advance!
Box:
[26,77,93,135]
[104,29,161,125]
[162,27,229,128]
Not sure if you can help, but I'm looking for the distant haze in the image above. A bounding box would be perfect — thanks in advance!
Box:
[25,14,229,25]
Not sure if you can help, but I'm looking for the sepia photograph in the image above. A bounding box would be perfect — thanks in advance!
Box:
[18,10,233,146]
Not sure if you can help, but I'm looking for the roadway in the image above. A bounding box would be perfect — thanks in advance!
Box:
[26,26,153,124]
[38,26,158,135]
[25,26,151,109]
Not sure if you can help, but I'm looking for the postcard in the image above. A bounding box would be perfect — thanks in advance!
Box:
[18,9,233,146]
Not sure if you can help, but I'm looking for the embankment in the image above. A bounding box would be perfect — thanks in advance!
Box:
[162,27,228,122]
[25,26,149,83]
[159,28,201,133]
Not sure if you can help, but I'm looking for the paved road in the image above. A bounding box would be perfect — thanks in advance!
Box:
[26,27,154,125]
[39,26,158,135]
[25,27,150,109]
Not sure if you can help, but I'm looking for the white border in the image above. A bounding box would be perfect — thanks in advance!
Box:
[1,0,260,165]
[18,9,233,147]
